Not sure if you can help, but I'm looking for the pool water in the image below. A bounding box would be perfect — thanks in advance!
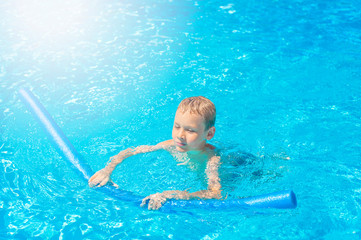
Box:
[1,0,361,239]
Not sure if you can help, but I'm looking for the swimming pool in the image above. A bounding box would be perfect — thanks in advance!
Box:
[1,0,361,239]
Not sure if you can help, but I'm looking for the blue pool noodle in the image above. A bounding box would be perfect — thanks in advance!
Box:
[19,88,297,210]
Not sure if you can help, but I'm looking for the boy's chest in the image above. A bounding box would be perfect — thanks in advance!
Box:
[174,154,208,173]
[169,152,209,188]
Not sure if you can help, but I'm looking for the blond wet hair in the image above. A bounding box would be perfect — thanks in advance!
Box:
[177,96,216,130]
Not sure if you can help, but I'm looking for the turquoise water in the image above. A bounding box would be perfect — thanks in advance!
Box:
[1,0,361,239]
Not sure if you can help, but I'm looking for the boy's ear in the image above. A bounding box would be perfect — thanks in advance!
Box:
[206,127,215,140]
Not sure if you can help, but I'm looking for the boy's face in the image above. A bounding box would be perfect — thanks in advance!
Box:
[172,110,215,153]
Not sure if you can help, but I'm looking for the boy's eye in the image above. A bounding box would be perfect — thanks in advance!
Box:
[174,125,180,128]
[187,129,195,132]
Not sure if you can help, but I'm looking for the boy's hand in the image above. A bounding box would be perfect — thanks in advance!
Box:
[141,193,167,210]
[88,169,118,188]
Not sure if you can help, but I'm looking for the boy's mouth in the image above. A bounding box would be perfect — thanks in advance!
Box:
[175,141,186,147]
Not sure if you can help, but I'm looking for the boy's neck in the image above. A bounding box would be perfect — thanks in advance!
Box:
[185,148,206,157]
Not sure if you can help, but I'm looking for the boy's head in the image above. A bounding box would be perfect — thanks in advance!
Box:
[172,96,216,153]
[176,96,216,130]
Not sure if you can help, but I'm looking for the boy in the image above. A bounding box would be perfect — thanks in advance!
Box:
[88,96,221,210]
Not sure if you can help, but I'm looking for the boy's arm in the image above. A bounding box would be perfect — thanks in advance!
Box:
[88,140,172,188]
[188,154,222,198]
[141,155,222,210]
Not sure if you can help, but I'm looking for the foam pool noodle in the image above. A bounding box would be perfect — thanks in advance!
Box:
[19,88,297,211]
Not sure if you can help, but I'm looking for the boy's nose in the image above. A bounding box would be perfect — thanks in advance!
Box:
[177,129,185,139]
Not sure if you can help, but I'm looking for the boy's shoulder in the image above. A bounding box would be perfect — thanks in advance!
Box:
[157,139,173,146]
[204,143,219,159]
[205,143,216,151]
[155,139,174,150]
